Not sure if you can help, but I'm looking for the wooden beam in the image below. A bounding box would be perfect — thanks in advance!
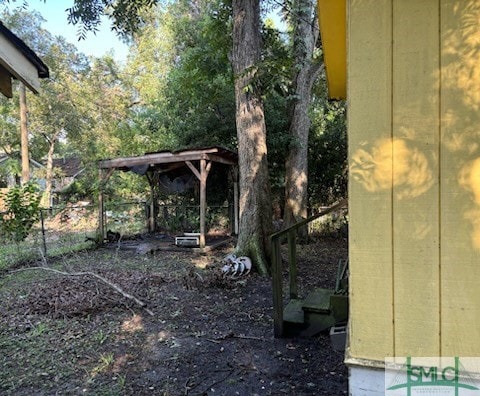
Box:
[185,161,201,180]
[98,169,106,241]
[199,159,207,249]
[99,148,234,170]
[98,167,116,241]
[233,166,239,235]
[157,162,188,174]
[145,170,158,232]
[0,64,12,98]
[149,182,155,232]
[272,237,284,337]
[188,159,212,248]
[19,83,29,184]
[206,153,237,165]
[102,167,115,183]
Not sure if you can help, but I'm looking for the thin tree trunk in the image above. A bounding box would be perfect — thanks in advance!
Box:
[232,0,273,275]
[283,0,322,233]
[19,83,29,185]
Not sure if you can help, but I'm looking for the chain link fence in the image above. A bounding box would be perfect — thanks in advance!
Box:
[155,204,231,234]
[0,203,99,270]
[1,201,232,269]
[0,202,148,270]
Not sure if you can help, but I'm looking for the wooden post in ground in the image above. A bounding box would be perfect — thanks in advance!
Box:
[199,159,206,248]
[186,159,211,249]
[98,169,105,241]
[271,237,284,337]
[233,166,239,235]
[98,168,114,242]
[19,83,29,184]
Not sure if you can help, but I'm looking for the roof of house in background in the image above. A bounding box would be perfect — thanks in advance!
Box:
[0,20,49,97]
[0,151,44,168]
[52,157,84,178]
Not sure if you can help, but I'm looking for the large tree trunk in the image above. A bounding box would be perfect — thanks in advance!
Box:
[232,0,273,275]
[283,0,322,232]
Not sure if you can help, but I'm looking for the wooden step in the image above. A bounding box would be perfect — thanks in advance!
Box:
[283,298,305,324]
[302,288,334,314]
[283,299,306,336]
[301,288,336,337]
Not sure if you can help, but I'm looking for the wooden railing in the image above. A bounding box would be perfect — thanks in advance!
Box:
[270,198,348,337]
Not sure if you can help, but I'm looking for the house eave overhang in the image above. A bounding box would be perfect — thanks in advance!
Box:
[317,0,346,100]
[0,21,49,97]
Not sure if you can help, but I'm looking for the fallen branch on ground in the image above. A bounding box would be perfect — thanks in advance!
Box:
[205,332,266,343]
[11,266,154,316]
[187,369,235,395]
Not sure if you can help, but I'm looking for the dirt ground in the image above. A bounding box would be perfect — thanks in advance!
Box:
[0,236,348,395]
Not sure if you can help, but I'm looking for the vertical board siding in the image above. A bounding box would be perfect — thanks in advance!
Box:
[349,0,480,362]
[348,0,394,360]
[392,0,440,356]
[440,0,480,356]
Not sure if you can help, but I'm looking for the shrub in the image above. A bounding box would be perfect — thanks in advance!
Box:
[0,181,41,242]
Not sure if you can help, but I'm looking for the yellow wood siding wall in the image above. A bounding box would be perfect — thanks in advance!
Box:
[348,0,480,361]
[392,0,440,357]
[440,0,480,356]
[348,0,394,361]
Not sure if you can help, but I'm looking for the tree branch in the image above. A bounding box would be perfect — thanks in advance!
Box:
[308,62,325,87]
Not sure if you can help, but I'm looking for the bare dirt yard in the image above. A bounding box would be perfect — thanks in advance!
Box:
[0,236,348,395]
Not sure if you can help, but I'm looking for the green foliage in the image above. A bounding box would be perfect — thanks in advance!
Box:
[0,181,41,242]
[161,0,237,149]
[0,157,20,187]
[309,96,347,206]
[66,0,158,39]
[0,0,347,219]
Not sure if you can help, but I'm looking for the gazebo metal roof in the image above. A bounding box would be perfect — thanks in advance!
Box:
[98,146,238,173]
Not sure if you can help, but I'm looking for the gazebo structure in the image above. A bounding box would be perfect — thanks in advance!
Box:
[98,147,238,251]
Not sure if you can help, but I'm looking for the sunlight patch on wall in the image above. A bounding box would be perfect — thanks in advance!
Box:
[350,138,434,199]
[459,157,480,249]
[442,3,480,112]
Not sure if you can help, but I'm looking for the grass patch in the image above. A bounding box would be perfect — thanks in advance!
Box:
[0,244,41,271]
[0,233,97,273]
[0,313,138,395]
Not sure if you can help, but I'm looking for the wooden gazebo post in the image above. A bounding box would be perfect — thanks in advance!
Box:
[145,171,157,232]
[199,159,207,248]
[233,166,239,235]
[186,158,211,249]
[98,169,104,240]
[98,167,114,241]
